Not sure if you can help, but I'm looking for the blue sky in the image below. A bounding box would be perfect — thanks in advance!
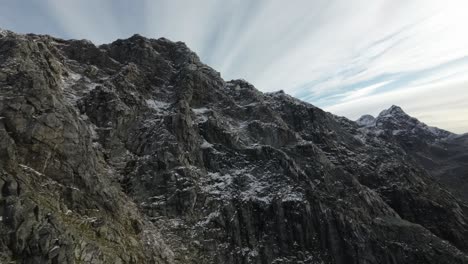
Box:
[1,0,467,133]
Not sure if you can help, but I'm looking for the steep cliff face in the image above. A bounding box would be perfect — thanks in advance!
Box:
[357,106,468,203]
[0,30,173,264]
[1,29,468,264]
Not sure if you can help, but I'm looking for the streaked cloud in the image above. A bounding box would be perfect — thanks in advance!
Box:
[325,79,468,133]
[0,0,467,132]
[337,81,394,102]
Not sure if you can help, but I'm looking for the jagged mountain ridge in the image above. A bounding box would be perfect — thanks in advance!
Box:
[357,105,453,140]
[357,106,468,203]
[1,29,468,263]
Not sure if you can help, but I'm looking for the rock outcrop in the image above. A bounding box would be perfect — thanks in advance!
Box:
[1,29,468,263]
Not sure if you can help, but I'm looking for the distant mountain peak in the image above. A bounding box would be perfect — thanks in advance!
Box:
[378,105,407,117]
[356,114,376,127]
[357,105,454,140]
[0,27,12,37]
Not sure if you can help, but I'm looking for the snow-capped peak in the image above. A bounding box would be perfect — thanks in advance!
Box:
[357,105,454,140]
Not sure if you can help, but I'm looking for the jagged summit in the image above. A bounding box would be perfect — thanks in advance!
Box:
[378,105,407,117]
[356,105,407,127]
[357,106,468,203]
[358,105,454,140]
[1,30,468,264]
[0,27,12,37]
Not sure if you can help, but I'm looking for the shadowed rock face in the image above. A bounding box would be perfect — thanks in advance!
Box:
[357,106,468,203]
[0,29,468,264]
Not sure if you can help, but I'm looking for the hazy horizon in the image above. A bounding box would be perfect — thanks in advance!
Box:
[1,0,467,133]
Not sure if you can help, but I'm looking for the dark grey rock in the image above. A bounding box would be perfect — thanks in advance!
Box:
[0,30,467,264]
[357,106,468,202]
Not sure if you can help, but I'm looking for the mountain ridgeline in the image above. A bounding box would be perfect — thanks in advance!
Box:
[0,29,467,264]
[356,105,468,203]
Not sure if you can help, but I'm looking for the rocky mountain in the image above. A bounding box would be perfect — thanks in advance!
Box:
[1,28,468,263]
[357,106,468,202]
[357,105,453,140]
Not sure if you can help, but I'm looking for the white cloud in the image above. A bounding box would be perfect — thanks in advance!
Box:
[337,81,393,102]
[43,0,121,43]
[2,0,467,132]
[325,78,468,134]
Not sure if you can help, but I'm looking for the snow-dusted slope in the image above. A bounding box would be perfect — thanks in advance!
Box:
[1,30,468,264]
[358,105,453,140]
[357,106,468,202]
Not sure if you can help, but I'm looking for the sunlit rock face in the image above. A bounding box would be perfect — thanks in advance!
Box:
[1,29,468,264]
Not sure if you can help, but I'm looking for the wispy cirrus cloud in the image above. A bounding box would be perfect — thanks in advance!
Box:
[0,0,467,132]
[325,78,468,133]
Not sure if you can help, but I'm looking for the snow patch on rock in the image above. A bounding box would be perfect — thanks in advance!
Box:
[200,139,213,149]
[19,164,44,176]
[0,28,10,37]
[192,107,209,114]
[192,107,210,123]
[61,71,100,105]
[146,99,170,112]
